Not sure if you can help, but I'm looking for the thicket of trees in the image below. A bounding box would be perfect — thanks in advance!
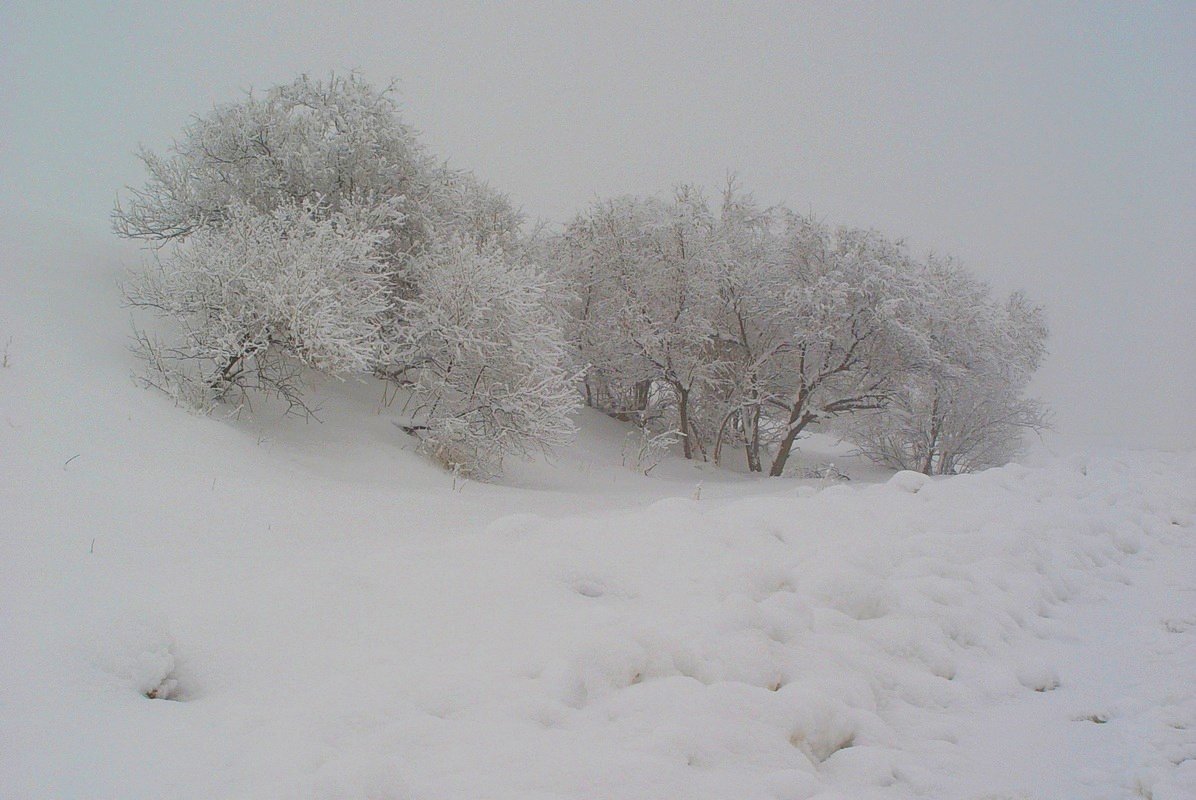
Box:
[117,75,576,477]
[117,75,1047,478]
[556,183,1048,476]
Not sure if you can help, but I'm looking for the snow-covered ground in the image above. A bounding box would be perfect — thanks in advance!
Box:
[2,224,1194,799]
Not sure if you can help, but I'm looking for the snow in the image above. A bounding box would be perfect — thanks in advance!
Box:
[2,219,1194,798]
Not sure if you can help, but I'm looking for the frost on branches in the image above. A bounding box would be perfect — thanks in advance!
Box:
[109,74,450,248]
[115,73,1049,479]
[843,262,1050,474]
[556,188,721,460]
[125,201,391,415]
[751,218,935,476]
[557,186,918,475]
[116,74,575,476]
[557,181,1049,476]
[385,242,578,478]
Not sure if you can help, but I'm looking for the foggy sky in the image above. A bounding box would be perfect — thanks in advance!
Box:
[3,1,1193,449]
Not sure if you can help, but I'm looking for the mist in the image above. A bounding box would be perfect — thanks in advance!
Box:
[3,1,1192,449]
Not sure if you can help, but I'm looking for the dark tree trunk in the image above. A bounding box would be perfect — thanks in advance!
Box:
[744,395,762,473]
[634,379,651,413]
[676,385,692,460]
[210,351,246,390]
[768,404,815,477]
[919,395,941,475]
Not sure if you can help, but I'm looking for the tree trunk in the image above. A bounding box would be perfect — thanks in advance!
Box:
[675,382,693,460]
[745,403,762,473]
[210,351,246,390]
[690,415,708,462]
[634,379,652,413]
[713,409,736,466]
[919,396,941,475]
[768,405,814,477]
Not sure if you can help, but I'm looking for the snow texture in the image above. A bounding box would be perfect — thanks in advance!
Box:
[1,218,1194,799]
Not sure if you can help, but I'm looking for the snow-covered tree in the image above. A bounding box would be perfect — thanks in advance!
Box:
[113,73,522,259]
[557,183,952,475]
[749,217,934,476]
[704,182,788,471]
[125,201,392,414]
[844,261,1050,474]
[384,241,578,477]
[560,189,722,459]
[117,74,574,475]
[115,75,428,246]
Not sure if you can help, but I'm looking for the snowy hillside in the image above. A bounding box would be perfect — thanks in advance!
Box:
[2,223,1194,799]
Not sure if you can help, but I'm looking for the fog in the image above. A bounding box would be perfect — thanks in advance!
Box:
[3,1,1192,449]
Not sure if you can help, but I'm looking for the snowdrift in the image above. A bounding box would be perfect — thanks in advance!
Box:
[1,222,1194,798]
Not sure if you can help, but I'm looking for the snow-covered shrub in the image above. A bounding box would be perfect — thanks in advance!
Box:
[555,176,1050,476]
[622,427,681,475]
[116,74,575,475]
[125,201,392,415]
[844,262,1050,474]
[558,189,721,460]
[384,241,578,477]
[557,182,940,475]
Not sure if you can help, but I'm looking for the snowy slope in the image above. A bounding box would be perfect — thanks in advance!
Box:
[2,221,1194,799]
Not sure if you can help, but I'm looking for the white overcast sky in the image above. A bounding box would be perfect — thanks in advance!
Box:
[3,1,1193,449]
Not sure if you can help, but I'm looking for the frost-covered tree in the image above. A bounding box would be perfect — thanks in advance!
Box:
[117,74,574,475]
[384,241,578,477]
[704,183,788,471]
[844,260,1049,474]
[750,217,933,476]
[115,75,429,246]
[560,189,721,459]
[126,201,392,414]
[558,184,942,475]
[114,74,522,259]
[556,172,1050,477]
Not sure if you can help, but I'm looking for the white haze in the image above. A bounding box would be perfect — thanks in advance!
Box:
[3,1,1192,449]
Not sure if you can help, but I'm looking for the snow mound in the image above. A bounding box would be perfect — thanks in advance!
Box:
[888,470,932,493]
[91,612,184,700]
[1,232,1193,797]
